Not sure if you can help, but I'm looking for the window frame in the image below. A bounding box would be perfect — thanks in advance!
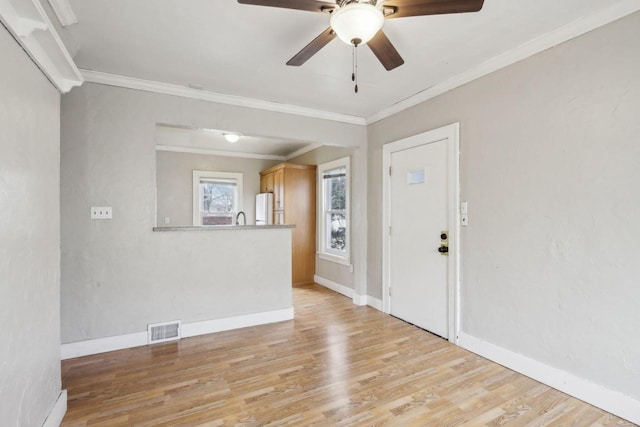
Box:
[317,157,351,265]
[192,170,243,226]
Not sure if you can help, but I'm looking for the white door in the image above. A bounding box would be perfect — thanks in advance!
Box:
[388,137,450,337]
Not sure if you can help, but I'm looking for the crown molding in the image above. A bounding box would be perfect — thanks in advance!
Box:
[47,0,77,27]
[81,69,367,126]
[0,0,83,93]
[366,1,640,124]
[156,144,287,161]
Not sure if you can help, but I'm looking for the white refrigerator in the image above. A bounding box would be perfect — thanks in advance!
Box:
[255,193,273,225]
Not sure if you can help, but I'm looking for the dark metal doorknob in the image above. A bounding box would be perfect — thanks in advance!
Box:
[438,245,449,253]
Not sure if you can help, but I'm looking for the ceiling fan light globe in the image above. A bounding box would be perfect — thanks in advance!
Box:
[330,3,384,46]
[223,133,240,143]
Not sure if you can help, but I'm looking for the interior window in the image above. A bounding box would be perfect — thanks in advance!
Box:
[193,171,243,226]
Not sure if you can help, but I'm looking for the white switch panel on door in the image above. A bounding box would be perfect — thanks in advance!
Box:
[91,207,112,219]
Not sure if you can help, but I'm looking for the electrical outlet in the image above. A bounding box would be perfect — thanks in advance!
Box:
[91,207,112,219]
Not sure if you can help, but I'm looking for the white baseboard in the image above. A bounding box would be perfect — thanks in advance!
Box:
[352,293,367,306]
[42,390,67,427]
[181,307,294,338]
[314,275,383,311]
[61,307,294,360]
[366,296,383,311]
[458,332,640,424]
[314,275,354,299]
[61,331,148,360]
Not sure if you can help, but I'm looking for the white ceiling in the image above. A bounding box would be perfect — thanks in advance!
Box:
[155,125,316,160]
[56,0,635,119]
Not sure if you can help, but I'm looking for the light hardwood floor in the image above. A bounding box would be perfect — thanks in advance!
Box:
[61,284,636,426]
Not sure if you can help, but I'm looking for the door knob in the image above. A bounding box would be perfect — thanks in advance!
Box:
[438,245,449,254]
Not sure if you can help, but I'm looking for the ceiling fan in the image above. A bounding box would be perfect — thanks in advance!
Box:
[237,0,485,74]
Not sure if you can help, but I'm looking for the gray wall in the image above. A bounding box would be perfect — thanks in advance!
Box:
[0,27,62,425]
[61,83,367,342]
[156,150,278,226]
[290,145,356,288]
[367,12,640,400]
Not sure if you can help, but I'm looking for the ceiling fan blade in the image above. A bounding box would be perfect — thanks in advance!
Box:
[237,0,336,13]
[287,27,336,66]
[383,0,484,19]
[367,30,404,71]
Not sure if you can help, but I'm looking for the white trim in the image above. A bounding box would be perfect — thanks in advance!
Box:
[61,307,294,360]
[382,123,460,343]
[47,0,77,27]
[0,0,83,93]
[352,293,367,306]
[80,70,366,126]
[156,144,286,161]
[42,390,67,427]
[458,332,640,425]
[314,274,354,299]
[317,156,351,265]
[181,307,293,338]
[192,170,243,226]
[366,1,640,124]
[317,252,351,266]
[61,331,147,359]
[366,296,383,311]
[314,274,383,310]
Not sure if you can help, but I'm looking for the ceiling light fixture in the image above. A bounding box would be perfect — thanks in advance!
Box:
[223,133,240,143]
[330,1,385,93]
[330,2,384,47]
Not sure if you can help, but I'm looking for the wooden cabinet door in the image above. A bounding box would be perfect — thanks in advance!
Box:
[261,172,274,193]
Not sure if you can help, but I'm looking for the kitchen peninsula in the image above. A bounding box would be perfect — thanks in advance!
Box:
[61,224,294,359]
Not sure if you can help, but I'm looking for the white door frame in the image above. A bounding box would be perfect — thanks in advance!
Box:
[382,123,460,344]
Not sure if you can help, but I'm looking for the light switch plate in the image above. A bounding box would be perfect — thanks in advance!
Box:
[461,214,469,226]
[460,201,468,214]
[91,207,112,219]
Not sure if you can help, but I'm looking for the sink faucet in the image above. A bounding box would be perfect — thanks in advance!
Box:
[235,211,246,226]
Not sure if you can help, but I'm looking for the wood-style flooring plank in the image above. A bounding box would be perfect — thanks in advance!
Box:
[61,284,636,426]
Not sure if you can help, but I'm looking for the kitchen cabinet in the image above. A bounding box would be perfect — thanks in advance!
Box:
[260,163,316,286]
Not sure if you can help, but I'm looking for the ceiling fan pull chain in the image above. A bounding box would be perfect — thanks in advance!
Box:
[352,44,355,82]
[353,43,359,94]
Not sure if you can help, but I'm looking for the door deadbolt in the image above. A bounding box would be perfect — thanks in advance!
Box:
[439,230,449,256]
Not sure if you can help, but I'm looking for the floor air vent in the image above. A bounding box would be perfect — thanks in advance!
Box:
[147,320,181,344]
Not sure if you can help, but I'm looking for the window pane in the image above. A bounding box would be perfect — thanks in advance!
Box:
[201,182,236,213]
[328,212,346,252]
[325,167,346,211]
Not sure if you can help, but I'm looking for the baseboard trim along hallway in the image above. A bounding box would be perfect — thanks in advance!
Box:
[314,274,382,311]
[42,390,67,427]
[61,307,294,360]
[458,332,640,424]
